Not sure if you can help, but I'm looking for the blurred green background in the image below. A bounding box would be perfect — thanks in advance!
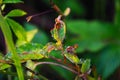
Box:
[0,0,120,80]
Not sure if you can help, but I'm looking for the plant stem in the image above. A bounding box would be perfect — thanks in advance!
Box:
[35,61,78,74]
[0,13,24,80]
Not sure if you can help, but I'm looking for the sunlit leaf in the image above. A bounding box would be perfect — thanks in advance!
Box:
[20,53,44,60]
[17,43,44,60]
[5,43,44,60]
[0,13,13,54]
[1,4,5,11]
[17,43,43,53]
[16,24,38,46]
[26,29,38,42]
[0,63,11,70]
[24,23,49,45]
[81,59,91,73]
[64,53,80,64]
[6,9,26,17]
[0,15,24,79]
[6,18,27,41]
[3,0,23,3]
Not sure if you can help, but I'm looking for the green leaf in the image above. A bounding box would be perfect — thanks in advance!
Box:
[64,53,80,64]
[51,20,66,43]
[16,28,38,46]
[51,27,59,41]
[0,63,11,70]
[0,13,24,80]
[17,43,43,53]
[20,53,44,60]
[24,23,49,45]
[58,23,66,41]
[6,9,26,17]
[17,43,44,60]
[3,0,23,3]
[5,43,44,60]
[81,59,91,73]
[26,29,38,42]
[94,44,120,79]
[6,18,27,41]
[50,50,63,59]
[66,20,114,52]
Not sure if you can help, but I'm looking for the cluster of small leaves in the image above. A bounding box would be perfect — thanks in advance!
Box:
[0,0,94,80]
[1,15,92,80]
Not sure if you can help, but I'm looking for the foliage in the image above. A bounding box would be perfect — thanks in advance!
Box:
[0,0,95,80]
[0,0,120,80]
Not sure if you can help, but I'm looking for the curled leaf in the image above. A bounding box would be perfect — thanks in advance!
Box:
[51,15,66,44]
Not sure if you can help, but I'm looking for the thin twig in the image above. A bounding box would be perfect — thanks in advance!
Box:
[30,9,53,17]
[50,0,63,16]
[34,61,78,74]
[49,56,79,71]
[26,9,53,22]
